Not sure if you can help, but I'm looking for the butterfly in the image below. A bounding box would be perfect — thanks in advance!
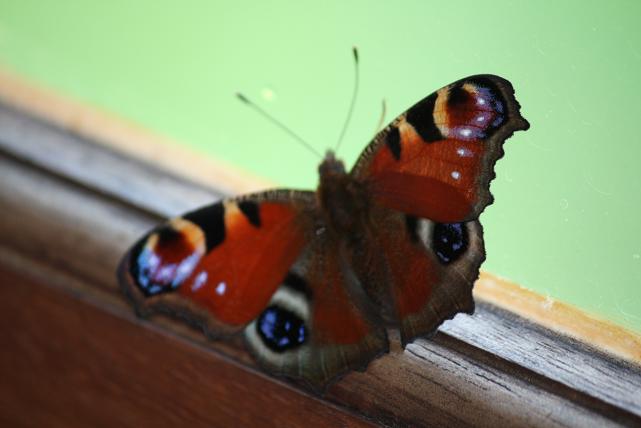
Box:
[118,74,529,391]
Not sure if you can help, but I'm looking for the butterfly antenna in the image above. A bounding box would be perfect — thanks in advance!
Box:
[334,46,360,155]
[236,93,323,159]
[374,98,387,134]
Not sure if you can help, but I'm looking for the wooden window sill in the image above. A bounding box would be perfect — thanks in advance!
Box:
[1,70,640,427]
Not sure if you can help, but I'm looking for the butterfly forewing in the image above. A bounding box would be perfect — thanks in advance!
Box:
[244,237,388,390]
[352,74,529,223]
[118,190,315,337]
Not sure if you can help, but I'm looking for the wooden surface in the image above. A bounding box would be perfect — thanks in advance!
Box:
[0,264,372,428]
[1,78,641,426]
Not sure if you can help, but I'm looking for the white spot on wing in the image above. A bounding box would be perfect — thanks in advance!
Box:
[191,271,208,291]
[176,252,201,284]
[457,147,473,157]
[215,281,227,296]
[451,171,461,180]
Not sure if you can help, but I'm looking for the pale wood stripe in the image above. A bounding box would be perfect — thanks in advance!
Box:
[475,272,641,364]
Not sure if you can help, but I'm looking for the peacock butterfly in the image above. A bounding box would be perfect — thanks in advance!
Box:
[118,74,529,390]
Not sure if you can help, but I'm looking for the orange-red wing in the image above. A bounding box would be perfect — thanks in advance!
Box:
[118,190,314,337]
[244,236,388,390]
[351,75,529,223]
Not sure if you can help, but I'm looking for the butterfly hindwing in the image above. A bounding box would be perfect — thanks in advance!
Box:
[245,235,388,390]
[349,205,485,346]
[352,74,529,223]
[118,190,315,337]
[393,213,485,345]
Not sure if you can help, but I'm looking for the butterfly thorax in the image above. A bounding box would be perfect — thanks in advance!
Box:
[317,151,369,239]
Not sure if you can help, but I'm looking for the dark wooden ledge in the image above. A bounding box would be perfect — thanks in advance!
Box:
[1,90,641,426]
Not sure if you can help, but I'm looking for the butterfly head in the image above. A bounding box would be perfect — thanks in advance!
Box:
[318,150,346,178]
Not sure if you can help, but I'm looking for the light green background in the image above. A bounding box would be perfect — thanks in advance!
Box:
[1,1,640,332]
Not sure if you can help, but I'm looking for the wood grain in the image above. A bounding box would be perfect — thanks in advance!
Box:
[1,100,641,426]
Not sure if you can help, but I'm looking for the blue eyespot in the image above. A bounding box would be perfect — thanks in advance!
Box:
[256,306,307,352]
[433,223,468,264]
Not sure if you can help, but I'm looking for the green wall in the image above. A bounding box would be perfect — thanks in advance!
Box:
[1,1,640,332]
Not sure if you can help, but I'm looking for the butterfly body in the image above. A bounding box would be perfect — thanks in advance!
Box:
[317,151,371,242]
[119,74,529,390]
